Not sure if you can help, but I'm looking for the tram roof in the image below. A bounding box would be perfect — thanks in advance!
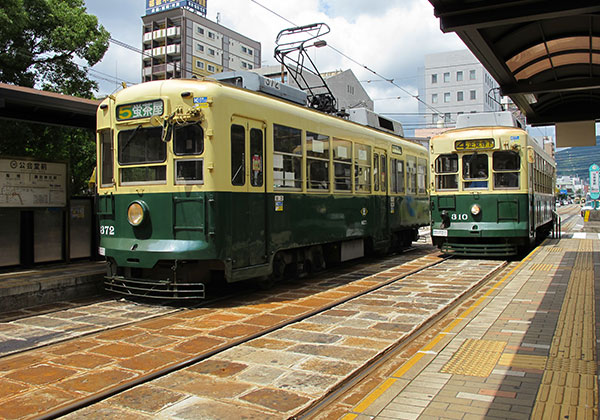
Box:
[428,1,600,126]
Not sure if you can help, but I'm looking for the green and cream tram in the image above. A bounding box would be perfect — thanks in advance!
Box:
[429,112,556,256]
[95,72,429,298]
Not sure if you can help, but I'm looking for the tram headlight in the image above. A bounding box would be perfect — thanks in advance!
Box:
[471,204,481,216]
[127,201,147,226]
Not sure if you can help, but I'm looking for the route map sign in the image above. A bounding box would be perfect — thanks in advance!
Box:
[590,164,599,200]
[0,158,67,207]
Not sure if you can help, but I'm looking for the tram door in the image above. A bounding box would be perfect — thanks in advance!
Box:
[230,117,267,269]
[374,149,388,242]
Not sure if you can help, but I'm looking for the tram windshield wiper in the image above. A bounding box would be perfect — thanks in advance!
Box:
[121,124,143,153]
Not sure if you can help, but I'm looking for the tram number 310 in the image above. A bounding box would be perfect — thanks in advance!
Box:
[451,213,469,221]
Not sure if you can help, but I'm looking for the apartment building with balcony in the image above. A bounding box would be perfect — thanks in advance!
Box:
[142,5,261,81]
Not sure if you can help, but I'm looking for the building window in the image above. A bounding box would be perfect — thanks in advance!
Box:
[208,48,215,56]
[242,62,247,68]
[207,64,215,72]
[444,113,451,123]
[432,93,438,103]
[208,31,215,39]
[444,92,450,103]
[195,60,204,69]
[469,69,476,80]
[248,63,253,69]
[457,71,463,81]
[443,72,450,82]
[470,90,476,100]
[347,85,355,95]
[196,43,204,52]
[241,46,247,53]
[197,27,204,35]
[248,49,253,55]
[431,74,437,84]
[457,91,464,101]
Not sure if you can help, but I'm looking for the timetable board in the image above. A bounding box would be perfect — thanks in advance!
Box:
[0,158,67,207]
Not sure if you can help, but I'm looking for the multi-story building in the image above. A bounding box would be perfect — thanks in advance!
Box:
[142,0,261,81]
[418,49,502,129]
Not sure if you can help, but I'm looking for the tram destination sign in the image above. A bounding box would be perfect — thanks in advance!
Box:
[0,158,67,208]
[455,139,495,151]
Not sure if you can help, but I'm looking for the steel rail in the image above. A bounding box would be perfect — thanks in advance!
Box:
[294,259,512,420]
[36,250,446,420]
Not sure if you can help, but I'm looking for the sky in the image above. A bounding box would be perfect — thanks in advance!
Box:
[81,0,468,135]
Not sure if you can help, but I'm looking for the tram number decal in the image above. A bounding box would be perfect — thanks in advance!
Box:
[451,213,468,221]
[100,225,115,236]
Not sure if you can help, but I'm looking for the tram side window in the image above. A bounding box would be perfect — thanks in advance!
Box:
[434,153,458,190]
[231,124,245,186]
[390,159,405,193]
[463,153,488,189]
[273,124,301,189]
[99,130,113,186]
[333,138,352,191]
[307,132,329,190]
[174,123,204,155]
[380,155,387,192]
[354,143,371,193]
[175,123,204,184]
[417,158,427,194]
[493,151,519,189]
[250,128,263,187]
[374,153,380,191]
[406,156,417,194]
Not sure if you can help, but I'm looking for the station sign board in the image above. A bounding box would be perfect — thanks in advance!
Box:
[145,0,207,16]
[0,158,67,208]
[590,163,599,200]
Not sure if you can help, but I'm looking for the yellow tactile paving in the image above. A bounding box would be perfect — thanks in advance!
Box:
[530,263,554,271]
[497,353,548,370]
[440,339,506,377]
[531,239,598,420]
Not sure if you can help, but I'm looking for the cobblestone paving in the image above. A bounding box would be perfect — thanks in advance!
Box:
[59,258,504,419]
[337,236,598,420]
[0,245,439,419]
[0,300,177,357]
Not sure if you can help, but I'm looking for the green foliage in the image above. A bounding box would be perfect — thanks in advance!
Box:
[0,1,110,195]
[0,0,110,98]
[0,120,96,195]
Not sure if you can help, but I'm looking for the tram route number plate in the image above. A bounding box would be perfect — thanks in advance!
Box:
[455,139,495,151]
[432,229,448,237]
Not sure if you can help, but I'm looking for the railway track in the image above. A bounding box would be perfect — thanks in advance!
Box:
[0,243,513,419]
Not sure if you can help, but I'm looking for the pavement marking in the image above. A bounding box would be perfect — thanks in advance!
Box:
[440,339,506,377]
[532,240,598,419]
[343,244,543,417]
[456,391,494,402]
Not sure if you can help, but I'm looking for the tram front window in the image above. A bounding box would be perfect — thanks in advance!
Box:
[463,153,488,189]
[435,153,458,190]
[493,151,520,189]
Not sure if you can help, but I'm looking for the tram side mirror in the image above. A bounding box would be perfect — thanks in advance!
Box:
[161,119,173,142]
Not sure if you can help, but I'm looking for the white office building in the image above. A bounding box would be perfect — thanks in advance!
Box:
[418,49,502,130]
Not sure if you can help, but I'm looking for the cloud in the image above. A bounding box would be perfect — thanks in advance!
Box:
[84,0,466,133]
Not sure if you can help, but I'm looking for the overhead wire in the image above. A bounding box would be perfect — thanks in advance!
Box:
[247,0,452,122]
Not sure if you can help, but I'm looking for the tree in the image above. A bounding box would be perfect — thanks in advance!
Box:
[0,0,110,195]
[0,0,109,98]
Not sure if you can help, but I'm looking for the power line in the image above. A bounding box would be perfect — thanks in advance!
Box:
[245,0,453,122]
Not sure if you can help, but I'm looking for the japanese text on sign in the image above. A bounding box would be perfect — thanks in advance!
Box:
[116,100,164,121]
